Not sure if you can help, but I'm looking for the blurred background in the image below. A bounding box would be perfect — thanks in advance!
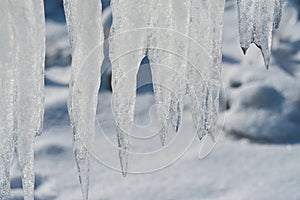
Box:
[10,0,300,199]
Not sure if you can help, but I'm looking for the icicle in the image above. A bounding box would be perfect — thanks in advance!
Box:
[186,0,224,141]
[168,0,191,133]
[0,1,15,198]
[237,0,284,69]
[109,0,225,167]
[274,0,285,29]
[64,0,103,198]
[148,0,173,145]
[203,0,225,141]
[110,0,148,176]
[186,0,211,140]
[1,0,46,199]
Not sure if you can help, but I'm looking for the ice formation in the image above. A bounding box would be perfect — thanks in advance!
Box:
[237,0,285,69]
[109,0,225,176]
[0,0,285,199]
[0,0,45,199]
[63,0,104,199]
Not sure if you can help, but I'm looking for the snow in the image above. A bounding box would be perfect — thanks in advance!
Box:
[4,0,300,200]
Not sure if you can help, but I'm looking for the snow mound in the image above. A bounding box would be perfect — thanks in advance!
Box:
[225,83,300,142]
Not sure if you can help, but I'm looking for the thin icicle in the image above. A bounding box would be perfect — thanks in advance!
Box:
[237,0,284,69]
[0,0,15,199]
[148,0,173,145]
[274,0,285,29]
[64,0,103,199]
[110,0,148,176]
[203,0,225,141]
[169,0,191,133]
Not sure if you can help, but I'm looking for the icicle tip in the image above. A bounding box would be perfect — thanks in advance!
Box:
[241,47,248,55]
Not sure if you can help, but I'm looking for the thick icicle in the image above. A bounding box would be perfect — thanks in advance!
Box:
[237,0,284,69]
[0,0,46,199]
[64,0,103,199]
[110,0,148,176]
[186,0,225,141]
[109,0,225,167]
[0,1,15,199]
[186,0,212,141]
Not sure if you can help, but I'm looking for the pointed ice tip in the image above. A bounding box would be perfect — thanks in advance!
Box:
[79,177,89,200]
[175,124,179,133]
[265,63,270,70]
[197,135,204,141]
[171,121,179,133]
[120,162,128,178]
[159,124,167,146]
[119,149,128,178]
[241,47,248,55]
[209,133,216,143]
[159,134,166,146]
[196,130,204,141]
[122,170,127,177]
[263,54,270,70]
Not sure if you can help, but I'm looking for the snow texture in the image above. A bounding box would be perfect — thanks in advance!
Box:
[63,0,104,199]
[0,0,45,200]
[237,0,285,69]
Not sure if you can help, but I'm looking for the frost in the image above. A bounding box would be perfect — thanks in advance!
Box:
[0,0,45,199]
[64,0,104,199]
[237,0,285,69]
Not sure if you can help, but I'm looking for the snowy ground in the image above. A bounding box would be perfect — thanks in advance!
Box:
[10,1,300,200]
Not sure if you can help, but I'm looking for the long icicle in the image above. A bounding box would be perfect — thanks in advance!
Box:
[0,0,16,198]
[1,0,46,199]
[110,0,148,176]
[148,0,173,146]
[64,0,104,199]
[202,0,225,141]
[169,0,191,134]
[185,0,225,142]
[186,0,213,141]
